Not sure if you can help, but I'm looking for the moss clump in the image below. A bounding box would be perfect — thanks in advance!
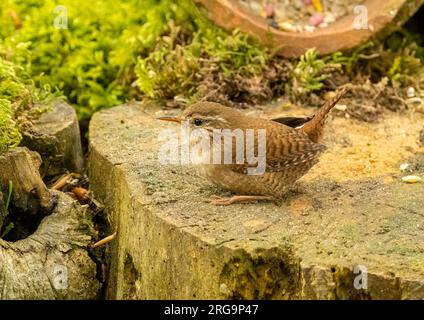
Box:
[0,56,52,152]
[0,99,21,151]
[1,0,160,121]
[0,58,29,151]
[1,0,423,119]
[135,28,283,106]
[1,0,212,120]
[0,0,290,114]
[135,1,292,107]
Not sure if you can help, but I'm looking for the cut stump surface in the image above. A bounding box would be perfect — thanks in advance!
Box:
[89,102,424,299]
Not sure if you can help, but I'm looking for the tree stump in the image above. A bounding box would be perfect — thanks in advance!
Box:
[0,147,53,216]
[89,103,424,299]
[0,147,100,298]
[0,191,101,299]
[21,99,84,177]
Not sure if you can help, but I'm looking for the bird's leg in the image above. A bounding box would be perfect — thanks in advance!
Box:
[211,195,274,206]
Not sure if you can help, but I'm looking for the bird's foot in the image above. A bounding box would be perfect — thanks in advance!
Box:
[211,195,274,206]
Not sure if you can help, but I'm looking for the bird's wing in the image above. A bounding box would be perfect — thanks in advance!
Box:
[271,115,314,128]
[229,123,325,174]
[264,129,326,172]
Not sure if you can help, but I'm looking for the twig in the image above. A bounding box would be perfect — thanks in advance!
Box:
[51,173,78,190]
[90,231,117,249]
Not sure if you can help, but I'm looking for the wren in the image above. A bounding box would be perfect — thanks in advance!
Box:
[159,87,349,205]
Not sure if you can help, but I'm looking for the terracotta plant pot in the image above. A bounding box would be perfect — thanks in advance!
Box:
[195,0,423,57]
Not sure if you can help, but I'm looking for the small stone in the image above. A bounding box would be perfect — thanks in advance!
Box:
[304,25,316,32]
[243,219,267,232]
[310,13,324,27]
[265,3,275,18]
[407,86,415,98]
[401,175,422,184]
[249,1,262,13]
[399,163,410,171]
[148,70,156,78]
[303,0,312,5]
[324,12,336,24]
[335,104,347,111]
[279,21,297,32]
[318,22,329,28]
[267,18,280,29]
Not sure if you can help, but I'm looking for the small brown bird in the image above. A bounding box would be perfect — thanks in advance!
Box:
[159,87,349,205]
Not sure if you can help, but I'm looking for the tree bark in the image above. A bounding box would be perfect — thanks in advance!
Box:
[0,191,101,299]
[0,147,53,215]
[21,99,84,177]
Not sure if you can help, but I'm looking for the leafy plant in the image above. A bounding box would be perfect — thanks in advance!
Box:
[330,30,424,87]
[291,48,341,96]
[4,180,12,212]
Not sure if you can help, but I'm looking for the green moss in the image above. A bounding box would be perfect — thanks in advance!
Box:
[0,57,29,151]
[0,0,278,114]
[1,0,423,120]
[0,55,54,152]
[1,0,216,120]
[136,28,269,102]
[1,0,147,120]
[0,99,21,151]
[135,1,272,104]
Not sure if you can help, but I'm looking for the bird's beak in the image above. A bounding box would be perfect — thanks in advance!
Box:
[157,116,182,124]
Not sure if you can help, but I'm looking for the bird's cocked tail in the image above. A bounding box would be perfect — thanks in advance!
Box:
[301,86,350,142]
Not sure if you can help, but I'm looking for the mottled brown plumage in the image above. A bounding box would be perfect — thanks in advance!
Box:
[159,87,349,205]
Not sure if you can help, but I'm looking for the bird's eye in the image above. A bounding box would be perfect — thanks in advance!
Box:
[193,118,204,126]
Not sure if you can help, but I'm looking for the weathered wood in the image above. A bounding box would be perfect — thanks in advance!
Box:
[0,192,101,299]
[89,103,424,299]
[21,99,84,177]
[0,147,53,215]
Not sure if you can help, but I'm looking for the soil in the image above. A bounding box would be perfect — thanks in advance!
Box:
[262,98,424,182]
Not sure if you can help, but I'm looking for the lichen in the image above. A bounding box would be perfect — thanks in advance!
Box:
[219,247,301,299]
